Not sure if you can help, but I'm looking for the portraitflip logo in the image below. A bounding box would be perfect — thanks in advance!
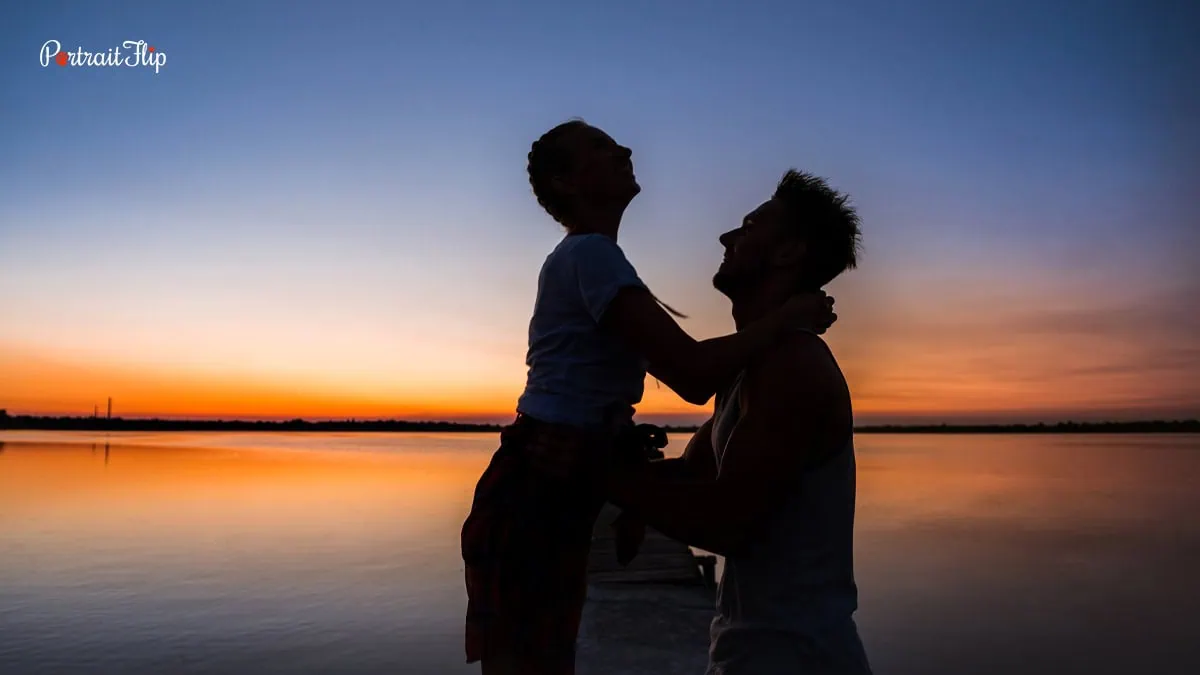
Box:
[40,40,167,74]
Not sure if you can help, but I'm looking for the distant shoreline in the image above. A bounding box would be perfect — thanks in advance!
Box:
[1,415,1197,434]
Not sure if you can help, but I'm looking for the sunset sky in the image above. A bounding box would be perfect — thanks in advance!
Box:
[2,0,1197,425]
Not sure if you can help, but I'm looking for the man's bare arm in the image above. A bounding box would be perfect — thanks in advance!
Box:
[636,418,717,482]
[608,335,846,556]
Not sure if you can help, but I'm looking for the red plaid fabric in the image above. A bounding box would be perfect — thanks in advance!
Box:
[460,415,666,672]
[462,418,602,671]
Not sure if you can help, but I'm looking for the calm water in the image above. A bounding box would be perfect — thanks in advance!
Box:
[1,431,1197,674]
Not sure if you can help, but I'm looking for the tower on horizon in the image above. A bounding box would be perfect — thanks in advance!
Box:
[107,398,112,420]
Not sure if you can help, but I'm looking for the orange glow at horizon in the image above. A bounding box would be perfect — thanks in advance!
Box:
[0,344,523,420]
[4,300,1197,424]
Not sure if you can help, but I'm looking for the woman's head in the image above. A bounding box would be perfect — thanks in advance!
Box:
[527,119,640,229]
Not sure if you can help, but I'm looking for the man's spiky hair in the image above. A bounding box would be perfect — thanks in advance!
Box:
[772,169,862,289]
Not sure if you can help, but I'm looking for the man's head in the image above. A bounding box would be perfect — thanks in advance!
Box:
[713,169,861,298]
[527,120,640,229]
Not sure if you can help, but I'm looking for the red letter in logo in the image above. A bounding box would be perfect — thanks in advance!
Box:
[56,51,68,66]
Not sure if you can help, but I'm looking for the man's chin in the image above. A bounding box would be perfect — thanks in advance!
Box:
[712,270,736,296]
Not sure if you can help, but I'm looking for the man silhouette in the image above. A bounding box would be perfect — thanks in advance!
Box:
[608,169,872,674]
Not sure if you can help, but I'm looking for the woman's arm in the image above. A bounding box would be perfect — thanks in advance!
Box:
[599,286,829,404]
[567,233,833,404]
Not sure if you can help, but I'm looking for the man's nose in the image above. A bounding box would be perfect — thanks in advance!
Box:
[719,229,739,247]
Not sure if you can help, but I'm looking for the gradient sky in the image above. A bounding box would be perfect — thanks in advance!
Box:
[2,0,1197,424]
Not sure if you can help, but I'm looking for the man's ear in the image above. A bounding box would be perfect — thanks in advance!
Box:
[771,238,806,268]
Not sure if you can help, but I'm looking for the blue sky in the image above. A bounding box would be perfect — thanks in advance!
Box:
[1,0,1197,423]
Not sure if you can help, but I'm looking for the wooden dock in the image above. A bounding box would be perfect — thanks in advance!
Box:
[578,503,718,674]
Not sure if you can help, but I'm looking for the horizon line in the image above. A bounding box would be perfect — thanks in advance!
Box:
[1,412,1197,432]
[5,407,1200,426]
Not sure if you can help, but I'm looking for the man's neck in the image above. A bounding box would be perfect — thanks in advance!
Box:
[731,278,801,331]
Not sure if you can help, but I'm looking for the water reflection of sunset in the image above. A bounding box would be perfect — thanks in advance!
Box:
[2,432,1198,674]
[0,436,494,567]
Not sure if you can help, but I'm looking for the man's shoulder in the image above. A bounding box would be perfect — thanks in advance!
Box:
[737,332,853,463]
[760,331,840,380]
[740,332,846,407]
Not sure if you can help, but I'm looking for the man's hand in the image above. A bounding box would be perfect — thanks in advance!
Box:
[612,511,645,566]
